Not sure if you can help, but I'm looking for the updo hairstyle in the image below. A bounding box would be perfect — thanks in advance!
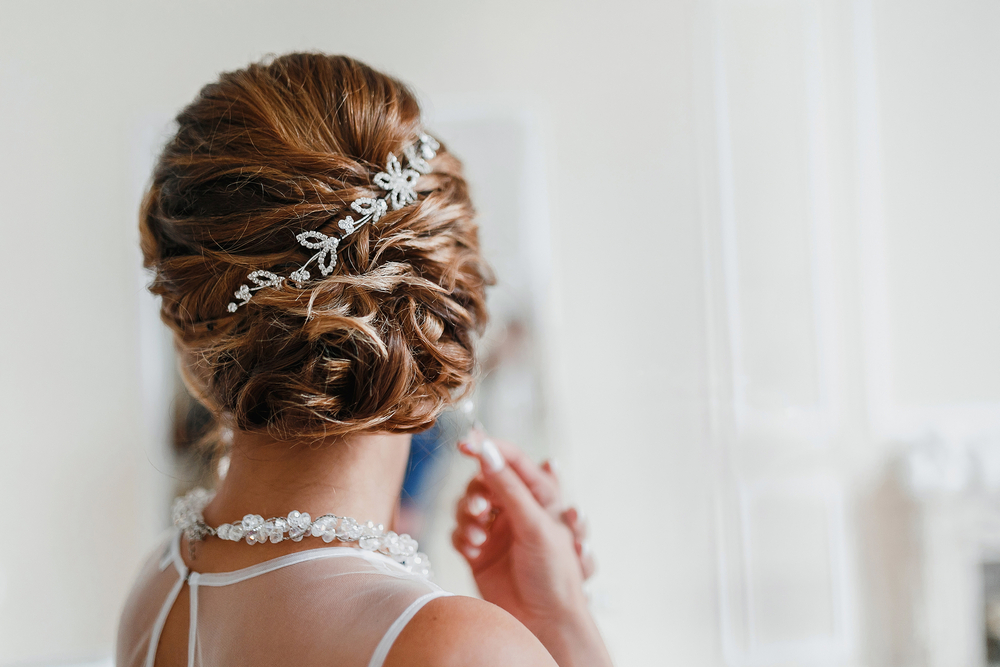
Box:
[140,53,491,441]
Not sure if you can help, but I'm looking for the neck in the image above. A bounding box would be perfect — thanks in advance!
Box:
[203,430,412,532]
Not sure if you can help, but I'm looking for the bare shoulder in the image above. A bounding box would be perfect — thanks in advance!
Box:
[382,595,557,667]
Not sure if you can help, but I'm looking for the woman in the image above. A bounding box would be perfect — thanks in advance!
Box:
[118,53,613,667]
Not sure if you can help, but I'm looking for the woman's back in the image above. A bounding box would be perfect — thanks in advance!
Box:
[123,52,610,667]
[118,532,449,667]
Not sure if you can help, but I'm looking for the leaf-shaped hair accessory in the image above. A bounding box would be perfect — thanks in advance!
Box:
[295,231,340,276]
[227,271,283,312]
[404,134,441,174]
[351,197,388,222]
[417,133,440,160]
[225,132,439,313]
[248,271,282,288]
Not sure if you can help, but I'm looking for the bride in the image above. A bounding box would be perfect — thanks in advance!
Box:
[117,53,613,667]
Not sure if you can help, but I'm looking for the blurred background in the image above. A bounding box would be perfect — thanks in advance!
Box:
[2,1,999,665]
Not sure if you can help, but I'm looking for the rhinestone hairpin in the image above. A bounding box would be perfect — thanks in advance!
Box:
[226,133,440,313]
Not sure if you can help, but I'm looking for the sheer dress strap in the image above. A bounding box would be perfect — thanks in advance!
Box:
[366,591,453,667]
[142,533,189,667]
[194,544,419,587]
[143,572,185,667]
[187,572,200,667]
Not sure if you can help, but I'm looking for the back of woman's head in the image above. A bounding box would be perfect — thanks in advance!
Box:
[140,53,491,441]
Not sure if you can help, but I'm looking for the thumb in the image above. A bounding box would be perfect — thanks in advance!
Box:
[460,432,546,531]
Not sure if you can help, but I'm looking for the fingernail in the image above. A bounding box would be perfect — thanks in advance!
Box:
[580,540,592,558]
[468,495,489,516]
[463,431,483,455]
[463,545,481,560]
[467,525,487,546]
[545,458,560,476]
[481,438,505,473]
[562,506,577,524]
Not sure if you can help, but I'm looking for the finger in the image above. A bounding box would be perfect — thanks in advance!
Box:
[454,507,491,545]
[578,541,596,580]
[454,502,480,529]
[455,493,492,525]
[452,527,482,562]
[562,507,588,541]
[540,459,561,487]
[466,493,493,520]
[465,523,488,547]
[488,437,562,511]
[457,470,495,525]
[459,433,547,531]
[460,431,560,511]
[463,475,491,502]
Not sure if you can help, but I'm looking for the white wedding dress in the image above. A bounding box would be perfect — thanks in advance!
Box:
[117,530,452,667]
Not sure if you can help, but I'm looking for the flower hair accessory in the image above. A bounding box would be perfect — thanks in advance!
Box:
[227,132,440,313]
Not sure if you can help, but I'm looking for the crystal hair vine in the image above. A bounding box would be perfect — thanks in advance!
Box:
[226,132,441,313]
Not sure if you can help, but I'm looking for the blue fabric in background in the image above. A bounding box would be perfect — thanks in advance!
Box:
[402,422,444,503]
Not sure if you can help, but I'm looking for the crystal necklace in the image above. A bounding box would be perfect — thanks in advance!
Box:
[172,488,432,578]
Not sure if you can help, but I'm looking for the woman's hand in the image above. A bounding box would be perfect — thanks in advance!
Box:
[452,431,613,667]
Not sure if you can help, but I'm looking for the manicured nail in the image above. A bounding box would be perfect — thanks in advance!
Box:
[481,438,505,473]
[463,545,481,560]
[580,540,592,558]
[463,432,482,455]
[467,525,487,546]
[468,495,489,516]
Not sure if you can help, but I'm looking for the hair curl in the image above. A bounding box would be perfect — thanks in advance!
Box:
[140,53,492,441]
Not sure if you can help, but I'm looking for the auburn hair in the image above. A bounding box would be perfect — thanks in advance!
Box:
[140,53,491,440]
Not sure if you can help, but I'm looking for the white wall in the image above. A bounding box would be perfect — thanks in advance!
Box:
[2,1,999,666]
[697,1,1000,665]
